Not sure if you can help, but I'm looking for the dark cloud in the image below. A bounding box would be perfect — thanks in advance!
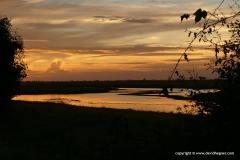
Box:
[125,18,155,23]
[91,16,155,24]
[164,57,215,62]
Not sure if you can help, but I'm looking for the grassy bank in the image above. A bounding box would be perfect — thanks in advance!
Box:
[0,101,234,160]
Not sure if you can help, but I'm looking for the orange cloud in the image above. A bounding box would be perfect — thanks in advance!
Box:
[47,61,64,73]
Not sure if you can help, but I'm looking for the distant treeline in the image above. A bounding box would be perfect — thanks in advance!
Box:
[20,80,219,94]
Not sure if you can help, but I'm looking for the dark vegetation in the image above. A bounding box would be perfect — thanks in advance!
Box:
[0,101,235,160]
[173,1,239,157]
[20,80,217,94]
[0,17,27,108]
[179,0,240,120]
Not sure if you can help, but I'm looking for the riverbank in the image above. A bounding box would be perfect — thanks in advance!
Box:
[0,101,234,160]
[20,80,218,95]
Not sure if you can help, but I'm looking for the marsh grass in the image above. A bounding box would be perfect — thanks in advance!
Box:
[0,101,234,160]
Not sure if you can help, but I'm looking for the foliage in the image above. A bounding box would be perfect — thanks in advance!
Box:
[0,16,27,107]
[180,8,208,23]
[175,0,240,118]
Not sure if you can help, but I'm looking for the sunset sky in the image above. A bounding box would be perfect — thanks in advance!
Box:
[0,0,232,81]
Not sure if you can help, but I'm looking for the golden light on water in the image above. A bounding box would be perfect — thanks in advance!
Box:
[14,88,193,113]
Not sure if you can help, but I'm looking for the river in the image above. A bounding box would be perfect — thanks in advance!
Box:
[14,88,196,112]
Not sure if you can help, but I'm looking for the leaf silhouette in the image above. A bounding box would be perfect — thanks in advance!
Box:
[202,10,207,19]
[188,32,192,37]
[193,9,202,23]
[181,14,190,22]
[193,9,208,23]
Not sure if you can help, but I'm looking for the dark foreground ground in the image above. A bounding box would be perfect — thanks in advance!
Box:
[0,101,236,160]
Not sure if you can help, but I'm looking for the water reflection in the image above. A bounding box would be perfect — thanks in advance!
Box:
[14,88,197,112]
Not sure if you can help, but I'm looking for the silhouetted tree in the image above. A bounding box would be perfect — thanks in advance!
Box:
[174,1,239,151]
[0,16,27,108]
[175,0,239,119]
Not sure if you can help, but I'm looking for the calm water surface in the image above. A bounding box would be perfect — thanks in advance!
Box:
[14,88,197,112]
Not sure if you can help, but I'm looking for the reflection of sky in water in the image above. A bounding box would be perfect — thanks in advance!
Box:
[13,88,209,112]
